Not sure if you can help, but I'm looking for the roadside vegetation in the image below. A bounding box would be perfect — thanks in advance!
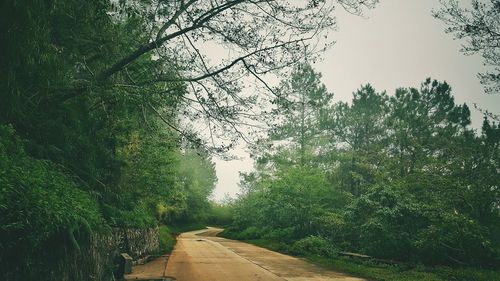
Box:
[0,1,217,279]
[221,234,500,281]
[159,223,207,254]
[221,65,500,280]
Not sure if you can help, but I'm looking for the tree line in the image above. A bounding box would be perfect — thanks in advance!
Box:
[226,64,500,267]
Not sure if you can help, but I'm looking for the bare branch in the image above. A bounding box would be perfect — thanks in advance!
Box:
[156,0,198,41]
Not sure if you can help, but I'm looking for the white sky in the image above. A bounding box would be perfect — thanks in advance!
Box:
[211,0,500,201]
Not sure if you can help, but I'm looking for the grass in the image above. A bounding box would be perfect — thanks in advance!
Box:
[159,222,207,254]
[158,225,177,254]
[309,255,443,281]
[310,256,500,281]
[166,222,207,234]
[223,237,500,281]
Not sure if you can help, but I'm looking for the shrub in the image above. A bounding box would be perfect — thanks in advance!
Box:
[0,125,104,279]
[0,125,103,247]
[290,235,335,257]
[207,203,233,226]
[159,226,176,253]
[239,226,262,240]
[261,227,296,242]
[312,212,346,242]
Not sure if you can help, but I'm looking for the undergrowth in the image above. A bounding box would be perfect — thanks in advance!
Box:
[219,230,500,281]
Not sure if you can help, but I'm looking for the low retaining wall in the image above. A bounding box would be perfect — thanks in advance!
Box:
[49,233,120,281]
[5,227,160,281]
[115,228,160,260]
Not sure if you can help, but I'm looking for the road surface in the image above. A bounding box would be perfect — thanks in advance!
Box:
[164,227,365,281]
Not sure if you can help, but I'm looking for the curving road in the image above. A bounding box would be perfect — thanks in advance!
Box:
[164,227,365,281]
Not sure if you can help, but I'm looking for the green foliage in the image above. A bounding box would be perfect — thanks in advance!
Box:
[311,255,500,281]
[309,255,445,281]
[207,202,234,226]
[268,63,334,167]
[233,165,349,242]
[0,125,103,277]
[343,184,425,260]
[233,238,500,281]
[261,227,297,242]
[312,212,346,242]
[0,125,103,243]
[0,1,218,278]
[238,227,263,240]
[290,236,335,257]
[165,223,207,235]
[171,150,218,223]
[159,226,176,254]
[231,74,500,268]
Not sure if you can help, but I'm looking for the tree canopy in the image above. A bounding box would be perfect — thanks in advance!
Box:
[434,0,500,94]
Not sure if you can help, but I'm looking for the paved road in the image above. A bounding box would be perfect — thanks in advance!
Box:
[165,228,365,281]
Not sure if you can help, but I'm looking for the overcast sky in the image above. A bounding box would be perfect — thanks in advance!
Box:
[211,0,500,201]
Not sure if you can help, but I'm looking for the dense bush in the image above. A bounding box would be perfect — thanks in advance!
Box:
[290,236,335,257]
[238,226,263,240]
[0,125,104,278]
[0,125,103,244]
[261,227,297,242]
[207,203,234,226]
[159,226,176,254]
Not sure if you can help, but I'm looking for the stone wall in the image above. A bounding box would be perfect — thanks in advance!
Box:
[49,233,120,281]
[114,228,160,260]
[6,227,160,281]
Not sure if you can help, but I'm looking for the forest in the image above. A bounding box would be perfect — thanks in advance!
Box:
[0,0,220,278]
[0,0,498,281]
[224,66,500,267]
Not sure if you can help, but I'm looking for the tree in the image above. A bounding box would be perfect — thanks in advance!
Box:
[434,0,500,94]
[233,166,348,241]
[268,63,333,166]
[322,85,389,196]
[387,79,471,177]
[324,85,388,151]
[0,0,379,157]
[173,149,218,222]
[55,0,376,148]
[0,2,221,278]
[93,0,377,83]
